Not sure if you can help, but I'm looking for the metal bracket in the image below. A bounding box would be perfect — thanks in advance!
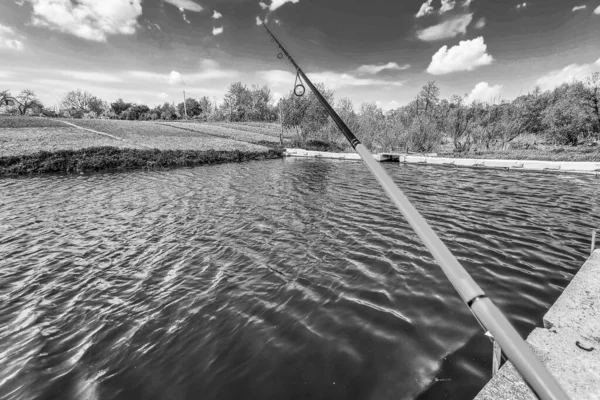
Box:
[485,331,503,376]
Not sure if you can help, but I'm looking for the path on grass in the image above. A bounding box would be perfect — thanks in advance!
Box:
[56,119,152,149]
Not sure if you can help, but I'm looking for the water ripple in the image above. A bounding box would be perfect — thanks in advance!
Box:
[0,159,598,400]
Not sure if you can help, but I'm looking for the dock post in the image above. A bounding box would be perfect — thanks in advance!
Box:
[592,230,597,256]
[485,331,503,376]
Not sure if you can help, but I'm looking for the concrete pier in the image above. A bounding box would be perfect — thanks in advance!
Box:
[474,250,600,400]
[283,149,600,175]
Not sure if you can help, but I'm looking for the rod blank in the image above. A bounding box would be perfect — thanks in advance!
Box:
[263,23,570,400]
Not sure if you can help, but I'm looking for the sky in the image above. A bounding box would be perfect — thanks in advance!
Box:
[0,0,599,110]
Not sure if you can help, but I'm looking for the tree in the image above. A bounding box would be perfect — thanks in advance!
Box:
[249,85,273,121]
[61,89,107,117]
[111,98,132,117]
[221,82,253,122]
[441,95,475,152]
[407,114,441,152]
[177,97,202,118]
[357,102,385,151]
[159,102,178,120]
[0,90,10,105]
[497,99,528,149]
[280,82,334,145]
[416,81,440,115]
[198,96,213,118]
[542,96,591,146]
[16,89,43,115]
[472,102,502,150]
[582,72,600,136]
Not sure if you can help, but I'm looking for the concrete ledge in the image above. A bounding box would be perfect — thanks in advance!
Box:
[402,156,600,174]
[283,149,600,174]
[475,327,600,400]
[284,148,361,160]
[544,250,600,343]
[474,250,600,400]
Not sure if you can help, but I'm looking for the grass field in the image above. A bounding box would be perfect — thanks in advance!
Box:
[156,121,287,144]
[64,119,272,152]
[0,127,146,157]
[0,117,284,174]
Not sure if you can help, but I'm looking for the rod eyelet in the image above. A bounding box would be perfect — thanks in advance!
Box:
[294,84,305,97]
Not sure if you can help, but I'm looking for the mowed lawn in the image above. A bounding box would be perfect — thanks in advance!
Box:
[0,117,284,157]
[0,117,146,157]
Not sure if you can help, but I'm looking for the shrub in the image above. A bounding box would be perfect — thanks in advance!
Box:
[542,99,592,146]
[407,115,441,152]
[41,109,58,118]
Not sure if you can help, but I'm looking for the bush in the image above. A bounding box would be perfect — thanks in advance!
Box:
[542,99,591,146]
[407,115,441,152]
[41,109,58,118]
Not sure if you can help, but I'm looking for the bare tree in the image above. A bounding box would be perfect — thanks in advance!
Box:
[498,100,528,149]
[416,81,440,115]
[16,89,42,115]
[441,95,475,152]
[0,90,10,105]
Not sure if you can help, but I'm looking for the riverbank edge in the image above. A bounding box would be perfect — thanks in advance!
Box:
[0,146,284,175]
[284,148,600,175]
[474,249,600,400]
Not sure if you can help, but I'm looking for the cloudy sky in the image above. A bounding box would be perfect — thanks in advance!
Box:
[1,0,599,110]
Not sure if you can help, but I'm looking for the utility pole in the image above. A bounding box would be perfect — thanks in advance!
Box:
[183,90,188,120]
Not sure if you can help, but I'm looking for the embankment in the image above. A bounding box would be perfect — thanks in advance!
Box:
[0,147,284,175]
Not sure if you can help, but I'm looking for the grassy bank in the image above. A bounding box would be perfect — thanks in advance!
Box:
[0,146,283,175]
[0,117,287,175]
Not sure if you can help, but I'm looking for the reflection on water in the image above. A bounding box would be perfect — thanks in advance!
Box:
[0,159,598,400]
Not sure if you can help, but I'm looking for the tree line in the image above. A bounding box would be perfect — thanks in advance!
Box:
[2,72,598,151]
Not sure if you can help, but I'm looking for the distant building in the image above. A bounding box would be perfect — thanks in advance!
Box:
[0,96,20,115]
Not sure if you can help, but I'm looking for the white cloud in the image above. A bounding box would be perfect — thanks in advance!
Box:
[128,68,238,86]
[0,24,24,51]
[26,0,143,42]
[199,59,219,69]
[572,5,586,12]
[594,5,600,15]
[58,70,122,83]
[516,2,527,10]
[269,0,299,11]
[463,0,474,7]
[356,62,410,75]
[417,0,460,17]
[258,69,403,90]
[375,100,402,111]
[275,19,281,25]
[427,36,493,75]
[439,0,456,14]
[0,71,13,79]
[259,2,268,10]
[416,0,434,17]
[466,82,502,103]
[212,26,223,35]
[536,59,600,90]
[157,92,169,99]
[256,16,263,25]
[417,14,473,41]
[164,0,202,12]
[212,10,222,19]
[168,71,184,85]
[474,17,485,29]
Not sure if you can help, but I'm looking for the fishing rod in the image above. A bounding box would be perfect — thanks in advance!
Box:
[262,23,569,400]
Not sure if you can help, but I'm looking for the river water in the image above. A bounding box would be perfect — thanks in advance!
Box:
[1,159,598,400]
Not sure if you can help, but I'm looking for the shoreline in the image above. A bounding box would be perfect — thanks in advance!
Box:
[0,146,284,176]
[284,149,600,175]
